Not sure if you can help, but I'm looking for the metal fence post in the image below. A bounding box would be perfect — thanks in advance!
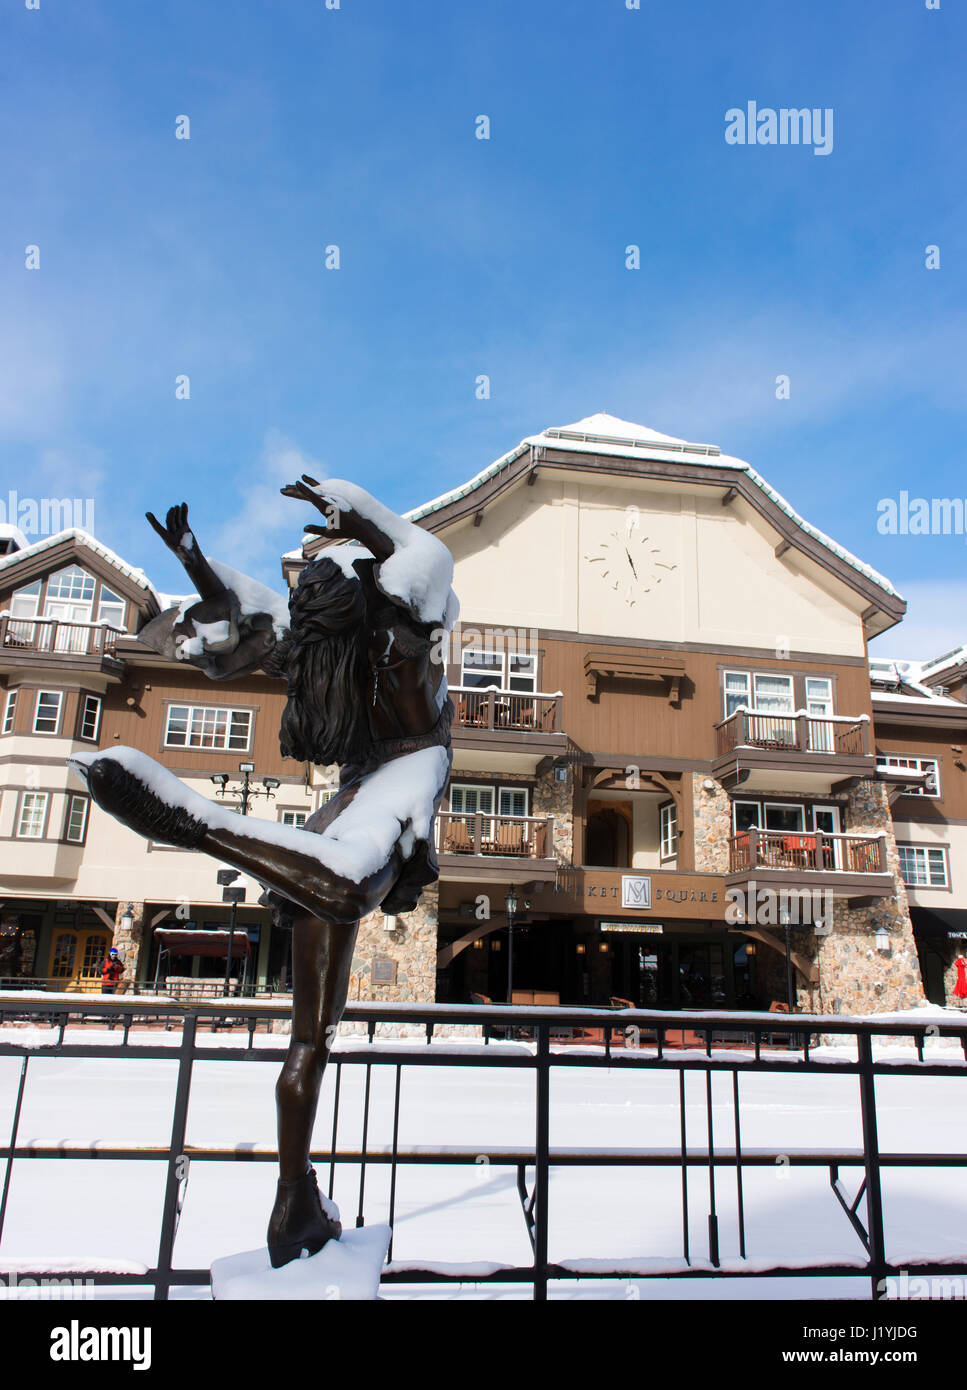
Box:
[857,1030,887,1300]
[155,1012,197,1300]
[534,1023,550,1301]
[0,1056,28,1247]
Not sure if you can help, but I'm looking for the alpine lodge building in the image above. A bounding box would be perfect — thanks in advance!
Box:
[2,414,966,1018]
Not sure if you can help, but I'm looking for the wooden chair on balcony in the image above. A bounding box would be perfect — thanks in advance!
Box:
[493,821,525,856]
[456,698,485,729]
[443,819,473,855]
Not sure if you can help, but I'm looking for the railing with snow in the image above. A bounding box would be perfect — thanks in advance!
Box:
[1,995,966,1301]
[0,612,124,658]
[715,708,870,758]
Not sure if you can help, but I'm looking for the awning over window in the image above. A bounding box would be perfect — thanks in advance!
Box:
[910,908,967,941]
[155,929,250,959]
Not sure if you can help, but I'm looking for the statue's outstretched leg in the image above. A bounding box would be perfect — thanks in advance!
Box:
[267,908,358,1266]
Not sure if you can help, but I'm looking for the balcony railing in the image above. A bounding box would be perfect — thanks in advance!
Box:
[450,686,562,734]
[728,828,886,875]
[715,708,870,758]
[0,613,123,659]
[435,811,554,859]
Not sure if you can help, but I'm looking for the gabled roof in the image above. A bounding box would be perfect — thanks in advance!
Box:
[405,413,902,611]
[0,528,161,609]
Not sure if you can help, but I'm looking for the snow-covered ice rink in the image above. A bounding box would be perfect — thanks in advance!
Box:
[2,1026,967,1300]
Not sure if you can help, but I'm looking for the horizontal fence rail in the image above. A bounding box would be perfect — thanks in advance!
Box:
[728,828,886,875]
[435,811,553,859]
[0,613,123,658]
[715,709,869,759]
[450,686,562,734]
[1,996,966,1301]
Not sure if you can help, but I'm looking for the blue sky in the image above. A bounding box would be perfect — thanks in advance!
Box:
[1,0,964,655]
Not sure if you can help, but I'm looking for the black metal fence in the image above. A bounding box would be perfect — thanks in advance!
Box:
[1,994,966,1301]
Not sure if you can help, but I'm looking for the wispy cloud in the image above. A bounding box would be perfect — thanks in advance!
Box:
[209,430,328,585]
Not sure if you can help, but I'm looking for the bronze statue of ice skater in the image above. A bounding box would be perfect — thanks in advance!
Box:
[68,477,457,1268]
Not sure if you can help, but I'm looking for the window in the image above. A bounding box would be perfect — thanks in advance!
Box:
[64,794,89,843]
[281,810,307,828]
[898,844,948,888]
[45,565,95,604]
[9,580,40,618]
[723,669,797,718]
[498,787,529,818]
[164,704,252,751]
[450,784,495,816]
[97,586,126,630]
[732,801,807,833]
[451,784,528,818]
[875,754,941,798]
[17,791,48,838]
[461,648,537,692]
[753,673,794,713]
[660,801,678,860]
[33,690,63,734]
[724,671,750,717]
[79,694,101,741]
[2,690,17,735]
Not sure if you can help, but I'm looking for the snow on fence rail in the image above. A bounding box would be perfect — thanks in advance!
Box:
[1,995,967,1301]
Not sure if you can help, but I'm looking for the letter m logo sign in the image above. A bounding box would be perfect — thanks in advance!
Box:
[621,876,652,909]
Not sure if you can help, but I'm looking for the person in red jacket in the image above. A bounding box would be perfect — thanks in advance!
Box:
[101,947,124,994]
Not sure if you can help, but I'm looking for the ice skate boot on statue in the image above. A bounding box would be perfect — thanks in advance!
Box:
[267,1166,342,1268]
[67,751,209,850]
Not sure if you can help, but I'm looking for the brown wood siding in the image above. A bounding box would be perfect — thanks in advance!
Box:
[874,725,967,820]
[537,638,873,761]
[99,668,295,776]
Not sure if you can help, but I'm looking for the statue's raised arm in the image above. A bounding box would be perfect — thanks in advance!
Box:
[139,503,291,681]
[281,475,458,631]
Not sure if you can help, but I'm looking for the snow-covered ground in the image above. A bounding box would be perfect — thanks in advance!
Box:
[1,1025,966,1300]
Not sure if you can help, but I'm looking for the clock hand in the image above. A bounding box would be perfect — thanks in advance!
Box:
[624,547,638,580]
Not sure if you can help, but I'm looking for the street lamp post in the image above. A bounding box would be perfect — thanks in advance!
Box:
[505,886,518,1002]
[210,763,280,995]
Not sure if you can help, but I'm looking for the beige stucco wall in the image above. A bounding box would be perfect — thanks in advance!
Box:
[446,475,868,655]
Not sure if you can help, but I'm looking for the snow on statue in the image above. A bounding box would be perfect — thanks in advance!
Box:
[67,476,458,1269]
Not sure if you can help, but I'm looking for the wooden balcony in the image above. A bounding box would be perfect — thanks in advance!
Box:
[0,614,125,673]
[435,811,558,883]
[712,708,873,790]
[449,686,567,765]
[726,827,894,901]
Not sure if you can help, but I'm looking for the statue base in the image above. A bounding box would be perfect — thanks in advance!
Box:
[210,1225,391,1301]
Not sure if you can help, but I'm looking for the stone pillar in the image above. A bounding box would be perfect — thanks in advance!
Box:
[351,884,439,1003]
[532,764,572,865]
[112,900,146,983]
[817,780,925,1015]
[690,773,732,875]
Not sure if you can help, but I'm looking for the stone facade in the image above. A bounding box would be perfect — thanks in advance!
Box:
[690,773,732,874]
[816,780,925,1015]
[349,884,439,1004]
[533,764,573,865]
[113,900,145,983]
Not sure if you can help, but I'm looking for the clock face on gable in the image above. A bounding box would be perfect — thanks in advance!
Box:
[584,523,678,607]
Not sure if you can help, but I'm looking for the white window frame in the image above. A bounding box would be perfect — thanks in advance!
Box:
[9,581,40,619]
[460,648,537,693]
[280,810,308,828]
[33,690,63,735]
[875,753,941,799]
[164,703,253,752]
[898,843,949,889]
[723,669,801,719]
[79,694,102,742]
[660,800,678,861]
[449,784,530,819]
[763,801,806,833]
[16,790,49,839]
[2,689,17,735]
[64,794,89,843]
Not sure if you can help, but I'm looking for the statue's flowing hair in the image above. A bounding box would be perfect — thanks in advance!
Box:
[277,557,372,767]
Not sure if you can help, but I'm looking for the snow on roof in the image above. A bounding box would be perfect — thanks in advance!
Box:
[405,412,901,602]
[0,523,29,551]
[0,528,160,605]
[920,646,967,679]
